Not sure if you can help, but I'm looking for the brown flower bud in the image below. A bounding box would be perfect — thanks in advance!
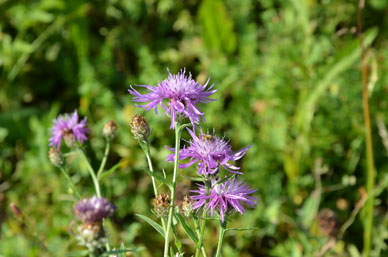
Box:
[153,194,171,218]
[181,195,194,217]
[103,120,118,139]
[49,147,63,167]
[130,114,150,141]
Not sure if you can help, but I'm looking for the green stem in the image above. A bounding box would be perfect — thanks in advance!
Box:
[215,221,227,257]
[97,140,111,180]
[164,122,183,257]
[59,167,81,199]
[195,219,206,257]
[140,140,167,232]
[78,148,101,198]
[357,2,376,256]
[195,182,210,257]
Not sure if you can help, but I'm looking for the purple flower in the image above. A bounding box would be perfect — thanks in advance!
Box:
[167,129,250,175]
[49,110,89,148]
[74,196,116,224]
[191,178,258,222]
[128,69,217,129]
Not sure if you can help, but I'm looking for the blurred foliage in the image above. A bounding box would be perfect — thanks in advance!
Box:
[1,0,388,256]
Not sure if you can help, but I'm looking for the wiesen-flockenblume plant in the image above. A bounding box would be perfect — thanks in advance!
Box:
[191,178,258,222]
[49,110,89,148]
[167,128,250,176]
[128,69,217,129]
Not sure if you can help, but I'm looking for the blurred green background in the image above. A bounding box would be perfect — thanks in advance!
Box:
[1,0,388,256]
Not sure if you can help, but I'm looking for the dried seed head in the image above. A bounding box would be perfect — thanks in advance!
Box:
[153,194,170,218]
[103,120,118,139]
[130,114,150,141]
[317,208,339,237]
[49,147,63,167]
[181,195,194,217]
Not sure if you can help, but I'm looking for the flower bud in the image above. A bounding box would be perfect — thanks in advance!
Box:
[153,194,170,218]
[181,195,194,217]
[49,147,63,167]
[130,114,150,141]
[103,120,118,139]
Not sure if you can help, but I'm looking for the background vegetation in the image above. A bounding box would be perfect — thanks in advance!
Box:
[1,0,388,256]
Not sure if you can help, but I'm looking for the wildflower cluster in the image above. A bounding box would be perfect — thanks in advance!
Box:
[46,68,257,257]
[129,69,258,257]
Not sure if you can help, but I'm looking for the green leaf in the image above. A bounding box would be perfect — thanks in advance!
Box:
[135,214,165,238]
[215,174,236,185]
[181,175,205,182]
[98,161,123,180]
[141,168,173,190]
[175,213,198,245]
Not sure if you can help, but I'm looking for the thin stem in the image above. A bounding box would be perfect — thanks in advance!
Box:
[195,182,210,257]
[358,1,376,256]
[59,167,81,199]
[215,221,227,257]
[164,122,183,257]
[195,219,206,257]
[97,140,111,179]
[140,140,167,232]
[78,148,101,198]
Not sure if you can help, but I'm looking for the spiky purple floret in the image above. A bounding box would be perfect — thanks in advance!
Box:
[49,110,89,148]
[191,178,258,222]
[74,196,116,224]
[167,128,250,175]
[128,69,217,129]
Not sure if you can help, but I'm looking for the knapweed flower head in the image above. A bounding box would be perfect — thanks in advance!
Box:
[153,194,171,218]
[128,69,217,129]
[49,110,89,148]
[103,120,117,140]
[130,114,150,141]
[167,129,250,176]
[74,196,116,224]
[191,178,257,222]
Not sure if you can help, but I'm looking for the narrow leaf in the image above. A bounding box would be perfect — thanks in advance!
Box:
[98,161,123,180]
[175,213,198,245]
[181,175,204,182]
[135,214,165,238]
[215,174,236,185]
[141,168,173,190]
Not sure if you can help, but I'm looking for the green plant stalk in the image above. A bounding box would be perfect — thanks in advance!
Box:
[358,1,376,256]
[59,167,81,199]
[193,217,207,257]
[140,140,167,232]
[215,221,227,257]
[194,219,206,257]
[79,147,113,251]
[164,122,183,257]
[97,140,111,179]
[79,148,101,198]
[195,182,210,257]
